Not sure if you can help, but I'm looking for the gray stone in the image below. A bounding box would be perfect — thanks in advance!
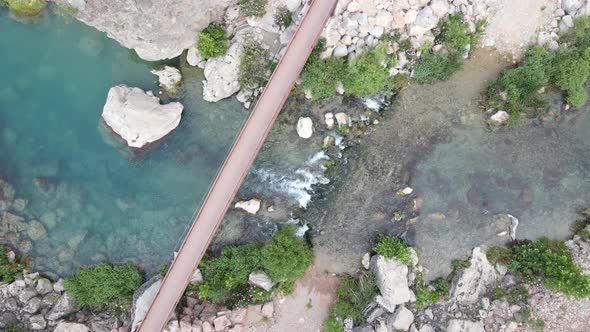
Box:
[23,297,42,314]
[18,287,37,303]
[101,85,183,149]
[370,255,413,312]
[489,110,509,125]
[131,276,162,332]
[411,6,439,35]
[55,322,90,332]
[333,45,349,57]
[203,42,242,102]
[47,292,77,321]
[27,220,47,240]
[446,319,486,332]
[35,278,53,295]
[248,271,274,291]
[420,324,435,332]
[430,0,449,17]
[213,315,231,331]
[296,117,314,139]
[30,314,46,330]
[450,247,497,304]
[561,0,584,14]
[261,301,274,317]
[71,0,232,61]
[389,306,414,331]
[151,66,183,95]
[53,278,65,293]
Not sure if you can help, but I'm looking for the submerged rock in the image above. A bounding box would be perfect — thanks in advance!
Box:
[101,85,183,149]
[450,247,497,304]
[370,255,413,312]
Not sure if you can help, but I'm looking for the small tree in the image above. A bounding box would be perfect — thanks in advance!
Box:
[198,23,230,60]
[239,42,270,89]
[274,6,292,29]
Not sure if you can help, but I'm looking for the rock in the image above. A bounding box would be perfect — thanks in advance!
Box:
[202,321,214,332]
[53,278,66,293]
[296,117,314,138]
[190,268,203,284]
[18,288,38,303]
[334,112,350,127]
[365,305,384,323]
[410,6,439,36]
[101,85,183,149]
[30,314,46,330]
[203,42,242,102]
[333,45,349,57]
[430,0,449,17]
[12,198,26,212]
[389,306,414,331]
[228,307,247,324]
[489,110,509,125]
[450,247,497,304]
[445,319,485,332]
[47,292,77,320]
[562,0,584,14]
[55,322,90,332]
[370,255,413,312]
[323,135,335,148]
[374,10,394,27]
[179,320,196,332]
[35,278,53,295]
[261,301,274,317]
[213,315,231,331]
[73,0,231,61]
[0,178,15,211]
[131,276,162,332]
[151,66,183,95]
[325,113,335,129]
[361,253,371,270]
[23,297,42,314]
[420,324,435,332]
[27,220,47,241]
[164,320,181,332]
[187,45,204,67]
[235,198,261,214]
[249,271,274,291]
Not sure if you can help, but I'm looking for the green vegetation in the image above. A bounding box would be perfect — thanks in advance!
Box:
[508,238,590,298]
[486,246,513,265]
[1,326,28,332]
[491,286,506,300]
[415,276,450,308]
[413,52,463,84]
[373,232,411,265]
[506,284,529,303]
[274,6,292,29]
[198,23,230,60]
[64,263,143,311]
[198,225,312,305]
[324,272,378,331]
[439,14,472,54]
[239,0,267,17]
[451,258,471,271]
[6,0,45,16]
[300,56,346,99]
[239,42,270,89]
[0,247,24,284]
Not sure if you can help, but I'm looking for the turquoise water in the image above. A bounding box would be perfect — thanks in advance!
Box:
[0,12,247,275]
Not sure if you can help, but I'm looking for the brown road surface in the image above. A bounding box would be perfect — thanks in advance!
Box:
[137,0,338,331]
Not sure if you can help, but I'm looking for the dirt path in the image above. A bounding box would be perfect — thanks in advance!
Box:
[308,49,507,275]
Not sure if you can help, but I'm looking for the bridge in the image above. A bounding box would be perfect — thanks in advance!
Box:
[137,0,339,330]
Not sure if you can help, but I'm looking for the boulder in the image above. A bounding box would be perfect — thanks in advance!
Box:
[296,117,314,138]
[489,110,509,125]
[203,42,242,102]
[27,220,47,241]
[333,45,349,57]
[0,178,15,211]
[47,292,77,320]
[370,255,413,312]
[450,247,497,304]
[35,278,53,295]
[190,268,203,284]
[335,112,350,127]
[235,199,261,215]
[213,315,231,331]
[430,0,449,17]
[30,314,46,330]
[187,45,204,67]
[248,271,274,291]
[389,306,414,331]
[261,301,274,317]
[131,276,162,332]
[23,297,42,314]
[561,0,584,14]
[72,0,232,61]
[410,6,439,36]
[101,85,183,149]
[325,113,335,129]
[446,319,486,332]
[151,66,183,95]
[55,322,90,332]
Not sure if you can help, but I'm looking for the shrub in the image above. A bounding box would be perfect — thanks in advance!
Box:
[486,246,512,265]
[507,284,529,304]
[6,0,45,16]
[551,48,590,107]
[64,263,143,311]
[431,277,451,296]
[198,23,230,60]
[560,16,590,49]
[1,326,28,332]
[440,14,471,53]
[326,273,378,326]
[415,286,439,308]
[198,244,264,303]
[0,247,24,284]
[274,6,292,29]
[344,46,393,97]
[508,237,590,298]
[373,232,411,265]
[323,318,344,332]
[491,287,506,300]
[301,57,346,99]
[413,52,463,84]
[240,0,267,17]
[262,224,313,283]
[239,42,270,89]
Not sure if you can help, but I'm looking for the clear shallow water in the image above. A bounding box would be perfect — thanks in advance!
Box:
[0,12,247,275]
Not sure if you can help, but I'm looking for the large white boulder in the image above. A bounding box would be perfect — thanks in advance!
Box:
[131,277,162,332]
[410,6,439,36]
[203,43,243,102]
[370,255,414,312]
[450,247,497,304]
[389,306,414,331]
[430,0,449,17]
[562,0,584,14]
[296,117,314,138]
[235,199,261,214]
[446,319,486,332]
[101,85,183,149]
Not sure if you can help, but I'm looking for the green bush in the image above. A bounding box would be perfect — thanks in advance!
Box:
[198,23,230,60]
[240,0,267,17]
[274,6,292,29]
[415,286,439,308]
[551,48,590,107]
[344,47,393,97]
[486,246,513,265]
[509,238,590,298]
[64,263,143,311]
[440,14,472,53]
[1,326,28,332]
[413,52,463,84]
[373,232,411,265]
[560,16,590,49]
[6,0,45,16]
[326,273,378,327]
[507,284,529,303]
[239,42,270,89]
[261,224,313,283]
[487,45,554,113]
[0,247,24,284]
[431,277,451,296]
[323,318,344,332]
[301,57,346,99]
